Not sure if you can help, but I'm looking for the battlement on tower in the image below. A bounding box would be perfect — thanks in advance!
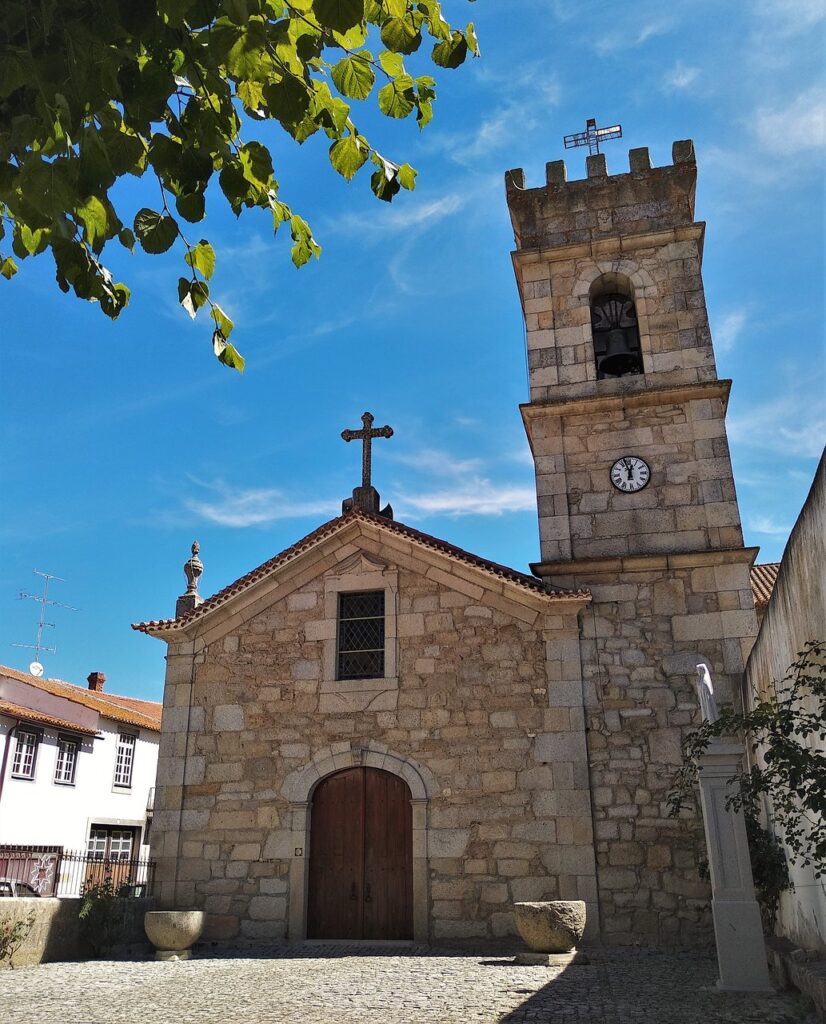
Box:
[505,141,698,252]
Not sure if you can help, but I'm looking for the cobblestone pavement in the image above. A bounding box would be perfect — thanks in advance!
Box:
[0,945,815,1024]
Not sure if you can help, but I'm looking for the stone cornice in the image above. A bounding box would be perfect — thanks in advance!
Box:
[511,222,705,271]
[521,378,731,451]
[531,546,760,579]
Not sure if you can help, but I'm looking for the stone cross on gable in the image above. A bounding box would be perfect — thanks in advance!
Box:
[340,411,394,519]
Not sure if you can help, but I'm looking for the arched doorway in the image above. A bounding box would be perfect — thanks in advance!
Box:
[307,767,413,940]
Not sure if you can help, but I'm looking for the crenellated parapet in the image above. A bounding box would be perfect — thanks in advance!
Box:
[506,141,698,252]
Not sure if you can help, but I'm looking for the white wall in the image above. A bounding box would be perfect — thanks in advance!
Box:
[744,453,826,953]
[0,715,158,858]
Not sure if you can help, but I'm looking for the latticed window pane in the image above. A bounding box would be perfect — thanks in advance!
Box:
[87,829,108,861]
[337,590,385,680]
[12,730,38,778]
[54,736,78,785]
[109,830,134,861]
[114,733,135,787]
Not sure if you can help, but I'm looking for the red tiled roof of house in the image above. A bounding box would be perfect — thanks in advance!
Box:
[133,508,591,634]
[0,699,99,737]
[0,665,161,732]
[750,563,781,609]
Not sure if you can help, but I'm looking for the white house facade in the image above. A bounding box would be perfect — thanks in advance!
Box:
[0,665,160,894]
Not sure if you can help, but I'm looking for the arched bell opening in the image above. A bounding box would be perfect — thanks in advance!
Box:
[589,278,644,380]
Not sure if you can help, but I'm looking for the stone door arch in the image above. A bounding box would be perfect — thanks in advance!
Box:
[284,744,432,942]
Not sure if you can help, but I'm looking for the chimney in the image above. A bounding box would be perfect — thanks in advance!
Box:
[87,671,106,692]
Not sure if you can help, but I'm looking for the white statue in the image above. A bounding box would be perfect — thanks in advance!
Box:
[695,663,720,724]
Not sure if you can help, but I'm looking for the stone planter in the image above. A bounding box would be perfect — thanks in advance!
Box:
[514,901,586,954]
[144,910,205,961]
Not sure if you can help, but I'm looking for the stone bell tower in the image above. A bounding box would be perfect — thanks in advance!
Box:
[506,143,761,944]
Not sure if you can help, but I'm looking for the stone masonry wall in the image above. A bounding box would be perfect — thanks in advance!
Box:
[530,394,744,564]
[150,534,596,945]
[547,556,758,945]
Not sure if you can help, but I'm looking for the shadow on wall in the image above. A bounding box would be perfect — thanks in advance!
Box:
[0,897,154,967]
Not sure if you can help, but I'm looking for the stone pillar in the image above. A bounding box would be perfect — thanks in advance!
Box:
[697,740,772,991]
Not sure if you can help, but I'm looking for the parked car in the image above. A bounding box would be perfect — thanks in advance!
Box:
[0,878,41,897]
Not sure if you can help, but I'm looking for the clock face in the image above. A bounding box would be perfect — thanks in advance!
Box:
[610,456,651,493]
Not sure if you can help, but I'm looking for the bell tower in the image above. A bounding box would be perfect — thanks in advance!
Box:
[507,141,747,566]
[506,142,761,944]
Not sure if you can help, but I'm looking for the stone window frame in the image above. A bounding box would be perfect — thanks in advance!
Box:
[573,261,657,384]
[321,561,399,693]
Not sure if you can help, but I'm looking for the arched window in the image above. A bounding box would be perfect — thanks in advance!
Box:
[591,292,643,379]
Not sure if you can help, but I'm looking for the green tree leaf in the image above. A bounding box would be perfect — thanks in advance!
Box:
[398,163,417,190]
[0,256,18,280]
[380,16,421,55]
[329,135,368,180]
[213,332,246,372]
[313,0,365,34]
[76,196,108,248]
[432,30,469,69]
[185,240,216,279]
[178,277,209,318]
[377,76,415,118]
[331,54,375,100]
[134,209,178,254]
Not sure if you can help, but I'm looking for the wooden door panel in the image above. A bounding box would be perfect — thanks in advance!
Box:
[363,769,413,940]
[307,767,364,939]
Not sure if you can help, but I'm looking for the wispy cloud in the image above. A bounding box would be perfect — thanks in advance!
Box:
[663,61,700,92]
[594,16,675,56]
[714,309,748,354]
[398,479,536,518]
[330,191,468,238]
[389,448,484,476]
[728,381,826,459]
[752,86,826,155]
[183,480,338,528]
[749,514,792,537]
[442,66,561,166]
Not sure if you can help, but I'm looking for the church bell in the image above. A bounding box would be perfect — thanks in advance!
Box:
[592,293,644,379]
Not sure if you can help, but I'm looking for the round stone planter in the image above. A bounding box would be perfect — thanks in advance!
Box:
[144,910,205,961]
[513,900,586,954]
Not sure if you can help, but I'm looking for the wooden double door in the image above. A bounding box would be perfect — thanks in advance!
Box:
[307,767,413,940]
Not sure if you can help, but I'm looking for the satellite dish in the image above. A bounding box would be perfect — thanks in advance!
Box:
[29,661,44,677]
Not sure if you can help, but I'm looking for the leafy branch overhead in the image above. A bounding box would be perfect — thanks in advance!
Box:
[0,1,479,371]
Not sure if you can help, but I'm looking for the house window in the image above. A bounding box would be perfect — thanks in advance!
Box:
[337,590,385,680]
[113,733,136,788]
[87,827,135,862]
[11,729,39,779]
[54,735,78,785]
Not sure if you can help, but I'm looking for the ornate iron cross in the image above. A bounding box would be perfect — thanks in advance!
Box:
[563,117,622,155]
[341,412,393,489]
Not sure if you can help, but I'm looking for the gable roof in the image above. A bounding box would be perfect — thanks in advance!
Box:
[750,563,781,610]
[0,698,99,737]
[0,665,161,732]
[133,508,591,635]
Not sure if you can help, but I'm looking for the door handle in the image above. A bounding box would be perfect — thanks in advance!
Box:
[350,881,357,901]
[364,881,372,903]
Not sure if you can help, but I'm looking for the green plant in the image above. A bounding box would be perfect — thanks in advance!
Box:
[0,1,479,370]
[78,874,125,957]
[0,911,36,969]
[668,640,826,928]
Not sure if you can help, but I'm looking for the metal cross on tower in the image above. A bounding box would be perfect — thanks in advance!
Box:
[341,411,394,490]
[340,412,394,519]
[563,117,623,156]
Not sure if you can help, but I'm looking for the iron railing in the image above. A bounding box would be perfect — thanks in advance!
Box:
[0,845,155,898]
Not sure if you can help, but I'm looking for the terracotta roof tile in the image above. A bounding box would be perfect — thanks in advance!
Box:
[0,665,161,732]
[0,699,98,737]
[133,509,591,634]
[750,562,781,609]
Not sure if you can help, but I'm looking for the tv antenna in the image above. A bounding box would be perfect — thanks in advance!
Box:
[12,570,77,677]
[564,117,623,156]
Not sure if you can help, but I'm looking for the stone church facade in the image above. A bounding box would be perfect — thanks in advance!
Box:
[136,140,758,947]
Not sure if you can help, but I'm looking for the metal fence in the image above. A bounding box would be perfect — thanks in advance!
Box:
[0,845,155,898]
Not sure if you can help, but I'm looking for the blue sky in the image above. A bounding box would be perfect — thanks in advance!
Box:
[1,0,824,700]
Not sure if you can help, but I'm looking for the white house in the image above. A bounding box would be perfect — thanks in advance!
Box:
[0,665,161,895]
